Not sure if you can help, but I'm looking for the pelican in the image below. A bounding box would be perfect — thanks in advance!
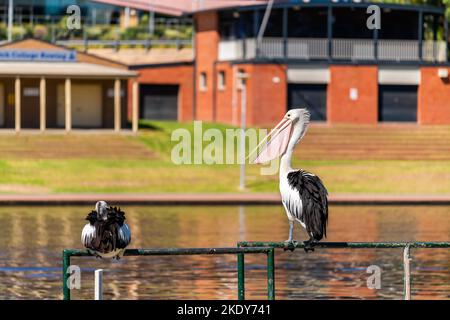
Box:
[250,108,328,251]
[81,201,131,259]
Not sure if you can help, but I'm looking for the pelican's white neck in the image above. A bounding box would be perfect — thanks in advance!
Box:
[279,121,304,176]
[280,150,293,177]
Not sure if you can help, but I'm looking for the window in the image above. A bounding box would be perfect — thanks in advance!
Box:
[200,72,207,91]
[237,69,247,90]
[218,71,226,90]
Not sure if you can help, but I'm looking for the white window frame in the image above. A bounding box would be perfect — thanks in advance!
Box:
[199,72,207,92]
[218,71,226,90]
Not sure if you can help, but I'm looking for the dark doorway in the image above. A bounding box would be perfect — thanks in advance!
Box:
[21,80,40,129]
[140,84,179,121]
[378,85,417,122]
[288,84,327,121]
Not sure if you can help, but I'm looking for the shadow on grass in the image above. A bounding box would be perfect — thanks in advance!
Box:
[138,120,164,131]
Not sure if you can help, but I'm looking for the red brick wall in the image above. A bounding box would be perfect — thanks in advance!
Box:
[195,12,219,121]
[128,64,194,122]
[247,64,287,126]
[328,65,378,124]
[213,63,286,127]
[215,62,234,124]
[418,67,450,124]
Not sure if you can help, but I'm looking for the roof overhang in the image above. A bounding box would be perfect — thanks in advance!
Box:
[90,0,269,16]
[90,0,445,16]
[0,62,137,78]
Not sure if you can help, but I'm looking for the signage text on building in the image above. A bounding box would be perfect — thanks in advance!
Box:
[0,50,77,62]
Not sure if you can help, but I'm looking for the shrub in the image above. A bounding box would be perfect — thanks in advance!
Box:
[33,24,48,39]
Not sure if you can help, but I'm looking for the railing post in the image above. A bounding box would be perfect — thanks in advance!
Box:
[373,28,378,61]
[62,250,71,300]
[282,7,288,59]
[418,10,423,61]
[95,269,104,300]
[327,5,333,61]
[445,20,449,62]
[254,9,260,58]
[267,248,275,300]
[403,245,412,300]
[237,253,245,300]
[83,29,88,52]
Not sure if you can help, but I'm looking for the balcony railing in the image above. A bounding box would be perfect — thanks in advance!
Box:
[218,38,447,63]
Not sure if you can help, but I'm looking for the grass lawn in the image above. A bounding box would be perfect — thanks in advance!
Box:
[0,120,449,195]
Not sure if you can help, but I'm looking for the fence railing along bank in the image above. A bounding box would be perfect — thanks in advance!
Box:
[219,38,447,63]
[62,241,450,300]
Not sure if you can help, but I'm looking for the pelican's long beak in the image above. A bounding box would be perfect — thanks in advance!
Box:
[248,117,293,164]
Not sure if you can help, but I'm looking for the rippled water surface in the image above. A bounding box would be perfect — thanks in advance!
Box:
[0,205,449,300]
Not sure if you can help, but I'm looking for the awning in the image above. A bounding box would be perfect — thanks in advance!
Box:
[378,67,421,85]
[0,62,137,78]
[91,0,269,16]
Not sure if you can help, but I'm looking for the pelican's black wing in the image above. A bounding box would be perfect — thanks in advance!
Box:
[108,206,131,249]
[287,170,328,241]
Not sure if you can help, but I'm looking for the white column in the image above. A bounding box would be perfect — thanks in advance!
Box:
[40,77,46,132]
[14,77,20,133]
[7,0,13,42]
[403,245,411,300]
[132,79,139,133]
[94,269,103,300]
[114,78,121,132]
[65,78,71,132]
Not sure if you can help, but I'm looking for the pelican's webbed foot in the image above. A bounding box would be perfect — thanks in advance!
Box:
[283,240,298,252]
[303,239,316,253]
[114,249,126,260]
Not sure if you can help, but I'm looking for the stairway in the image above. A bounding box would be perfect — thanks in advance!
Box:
[297,124,450,160]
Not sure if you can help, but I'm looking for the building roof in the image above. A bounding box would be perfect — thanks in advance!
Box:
[0,38,130,70]
[0,62,137,78]
[91,0,445,16]
[91,0,269,16]
[87,47,193,65]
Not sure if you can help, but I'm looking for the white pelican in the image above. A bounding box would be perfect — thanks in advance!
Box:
[250,108,328,251]
[81,201,131,259]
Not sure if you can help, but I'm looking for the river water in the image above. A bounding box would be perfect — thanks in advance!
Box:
[0,205,448,300]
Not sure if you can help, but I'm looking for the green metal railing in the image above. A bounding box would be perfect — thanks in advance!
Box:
[63,241,450,300]
[238,241,450,300]
[62,247,275,301]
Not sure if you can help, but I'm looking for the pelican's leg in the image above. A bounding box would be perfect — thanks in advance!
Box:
[115,249,125,260]
[287,221,294,242]
[283,221,297,251]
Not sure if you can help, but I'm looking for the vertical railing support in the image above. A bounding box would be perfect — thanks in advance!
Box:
[253,10,260,58]
[282,7,288,59]
[327,4,333,61]
[418,10,423,61]
[267,248,275,300]
[95,269,104,300]
[403,245,411,300]
[237,253,245,300]
[62,250,71,300]
[373,28,378,61]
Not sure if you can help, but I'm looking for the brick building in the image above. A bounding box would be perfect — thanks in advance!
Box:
[126,0,450,126]
[0,38,139,132]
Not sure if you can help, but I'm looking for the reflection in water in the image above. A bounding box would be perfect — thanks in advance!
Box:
[0,205,448,300]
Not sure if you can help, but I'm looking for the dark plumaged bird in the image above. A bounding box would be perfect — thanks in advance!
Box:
[249,108,328,251]
[81,201,131,259]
